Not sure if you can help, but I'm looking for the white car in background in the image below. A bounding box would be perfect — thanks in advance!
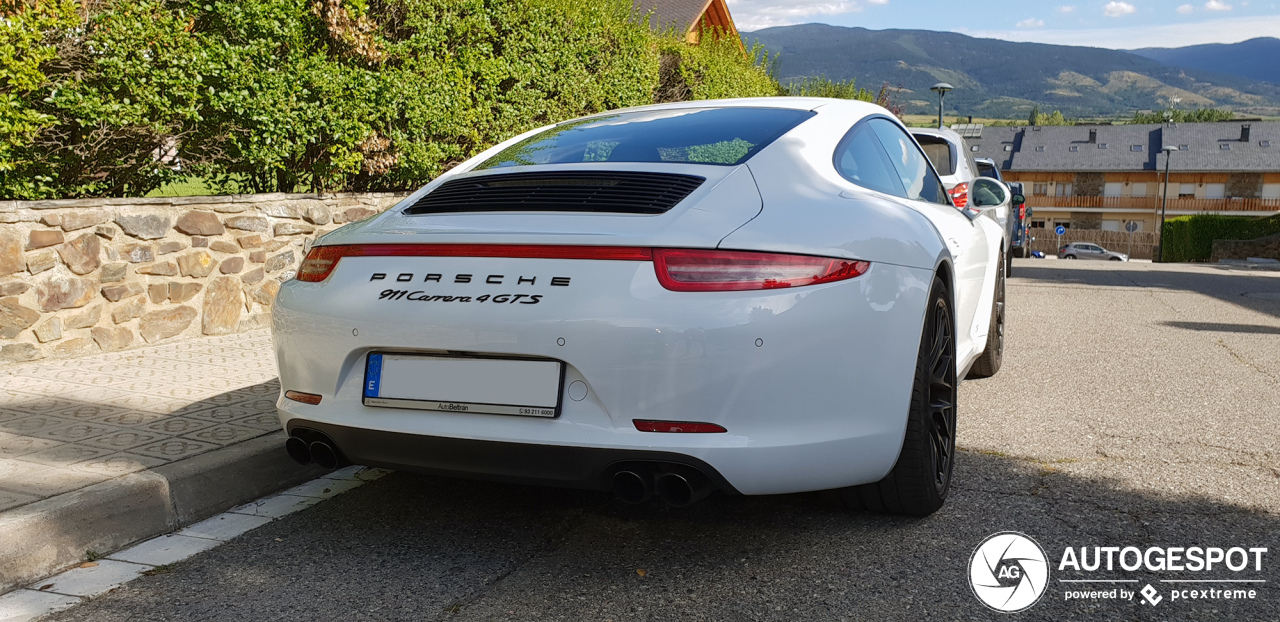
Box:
[909,127,981,209]
[272,98,1009,516]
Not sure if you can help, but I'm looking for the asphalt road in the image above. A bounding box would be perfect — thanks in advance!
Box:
[43,260,1280,621]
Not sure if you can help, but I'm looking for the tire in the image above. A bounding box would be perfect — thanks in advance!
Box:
[837,275,957,516]
[1110,257,1122,261]
[1064,255,1077,260]
[968,252,1005,379]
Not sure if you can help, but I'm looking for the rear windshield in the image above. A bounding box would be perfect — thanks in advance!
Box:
[914,136,956,176]
[477,107,815,169]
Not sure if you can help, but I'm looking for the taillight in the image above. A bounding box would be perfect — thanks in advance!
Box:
[294,244,654,282]
[634,420,727,433]
[949,182,969,208]
[296,246,345,282]
[653,248,869,292]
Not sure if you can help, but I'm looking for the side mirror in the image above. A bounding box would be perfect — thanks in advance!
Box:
[1012,194,1026,206]
[1025,208,1033,217]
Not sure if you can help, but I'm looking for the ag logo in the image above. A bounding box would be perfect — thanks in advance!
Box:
[969,532,1050,613]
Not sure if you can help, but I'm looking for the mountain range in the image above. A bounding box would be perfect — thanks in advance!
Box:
[1133,38,1280,86]
[743,25,1280,119]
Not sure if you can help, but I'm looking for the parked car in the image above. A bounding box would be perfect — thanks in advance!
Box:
[908,127,980,209]
[974,157,1003,182]
[1058,242,1128,261]
[274,98,1010,517]
[1006,181,1032,260]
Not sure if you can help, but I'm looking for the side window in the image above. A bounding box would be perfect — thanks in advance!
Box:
[833,123,906,198]
[868,119,949,205]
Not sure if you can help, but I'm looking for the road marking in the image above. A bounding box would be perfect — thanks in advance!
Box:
[0,466,389,622]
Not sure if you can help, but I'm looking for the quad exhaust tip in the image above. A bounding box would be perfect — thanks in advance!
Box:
[285,436,311,465]
[285,432,344,469]
[612,470,652,504]
[611,467,715,507]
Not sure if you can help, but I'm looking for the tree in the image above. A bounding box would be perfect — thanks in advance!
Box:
[1028,105,1040,127]
[1131,108,1235,124]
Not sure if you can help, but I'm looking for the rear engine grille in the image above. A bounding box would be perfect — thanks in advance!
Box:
[403,171,706,216]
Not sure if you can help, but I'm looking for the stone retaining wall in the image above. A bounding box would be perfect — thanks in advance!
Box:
[1210,232,1280,262]
[0,193,408,362]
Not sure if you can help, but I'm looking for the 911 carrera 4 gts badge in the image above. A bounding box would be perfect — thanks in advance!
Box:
[371,272,569,305]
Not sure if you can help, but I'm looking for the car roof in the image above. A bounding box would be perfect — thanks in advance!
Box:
[566,97,892,125]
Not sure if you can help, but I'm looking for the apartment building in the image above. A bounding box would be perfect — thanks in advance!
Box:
[966,121,1280,233]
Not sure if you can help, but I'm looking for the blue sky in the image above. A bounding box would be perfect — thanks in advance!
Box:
[728,0,1280,48]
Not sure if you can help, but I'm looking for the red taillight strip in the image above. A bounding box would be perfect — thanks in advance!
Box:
[634,420,727,433]
[296,244,653,282]
[284,390,322,405]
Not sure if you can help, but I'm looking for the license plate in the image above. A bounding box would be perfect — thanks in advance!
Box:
[362,354,563,418]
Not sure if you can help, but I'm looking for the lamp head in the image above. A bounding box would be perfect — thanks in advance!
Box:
[1161,146,1179,153]
[930,83,954,95]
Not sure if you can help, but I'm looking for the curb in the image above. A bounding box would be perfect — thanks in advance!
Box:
[0,431,323,595]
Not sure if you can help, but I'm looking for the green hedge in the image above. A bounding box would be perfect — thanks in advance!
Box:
[1,0,787,199]
[1161,214,1280,262]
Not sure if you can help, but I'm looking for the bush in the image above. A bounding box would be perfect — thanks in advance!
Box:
[1,0,785,199]
[1161,214,1280,262]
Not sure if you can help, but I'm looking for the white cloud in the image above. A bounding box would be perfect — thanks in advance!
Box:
[1059,5,1077,12]
[1103,1,1137,17]
[964,13,1280,48]
[1017,17,1046,27]
[1204,0,1232,10]
[727,0,876,31]
[1176,4,1195,12]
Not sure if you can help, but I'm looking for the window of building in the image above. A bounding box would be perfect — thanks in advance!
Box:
[1033,183,1049,196]
[1035,146,1045,152]
[1104,182,1123,197]
[1220,143,1231,150]
[1003,144,1013,152]
[1131,183,1148,197]
[1055,183,1073,197]
[1131,145,1144,152]
[1178,183,1196,198]
[1030,220,1046,228]
[1262,141,1272,148]
[1179,144,1189,151]
[1069,146,1079,152]
[1204,183,1226,199]
[1261,184,1280,199]
[970,145,980,152]
[1102,220,1122,231]
[1055,221,1071,229]
[1098,143,1108,149]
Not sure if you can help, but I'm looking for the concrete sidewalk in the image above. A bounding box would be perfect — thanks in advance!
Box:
[0,329,320,593]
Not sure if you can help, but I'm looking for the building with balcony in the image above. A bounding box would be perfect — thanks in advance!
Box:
[633,0,740,45]
[966,121,1280,233]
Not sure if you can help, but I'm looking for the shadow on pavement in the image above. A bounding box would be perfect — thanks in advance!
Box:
[42,449,1279,622]
[1160,321,1280,335]
[1013,262,1280,320]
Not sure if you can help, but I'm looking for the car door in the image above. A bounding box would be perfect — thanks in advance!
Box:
[865,118,991,362]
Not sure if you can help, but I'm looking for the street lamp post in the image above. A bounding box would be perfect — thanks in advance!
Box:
[930,83,953,130]
[1157,145,1178,263]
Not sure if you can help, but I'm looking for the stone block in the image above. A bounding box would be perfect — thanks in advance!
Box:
[111,297,146,324]
[0,281,30,297]
[39,214,62,227]
[156,241,185,255]
[177,251,217,277]
[191,236,209,248]
[27,250,56,274]
[95,225,117,240]
[37,276,96,312]
[0,229,22,276]
[273,222,315,236]
[236,234,263,249]
[34,317,62,342]
[65,304,102,329]
[219,256,245,274]
[341,207,377,223]
[91,325,134,351]
[114,214,172,240]
[53,337,97,357]
[100,282,144,302]
[251,280,281,306]
[139,305,196,343]
[26,230,64,250]
[249,250,266,263]
[262,239,288,252]
[100,262,128,283]
[264,250,294,273]
[210,240,240,254]
[120,244,154,263]
[148,282,169,303]
[0,297,41,338]
[1,342,43,363]
[57,233,102,275]
[60,210,111,232]
[224,216,269,232]
[174,211,226,236]
[240,267,265,285]
[136,262,178,276]
[259,201,305,219]
[303,206,332,225]
[202,276,242,335]
[168,282,202,303]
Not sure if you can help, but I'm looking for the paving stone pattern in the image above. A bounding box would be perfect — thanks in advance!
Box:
[0,329,280,512]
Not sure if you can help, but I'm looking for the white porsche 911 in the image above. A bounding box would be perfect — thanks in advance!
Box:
[273,97,1011,516]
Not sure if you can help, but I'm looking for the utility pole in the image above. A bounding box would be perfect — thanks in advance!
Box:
[1157,145,1178,262]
